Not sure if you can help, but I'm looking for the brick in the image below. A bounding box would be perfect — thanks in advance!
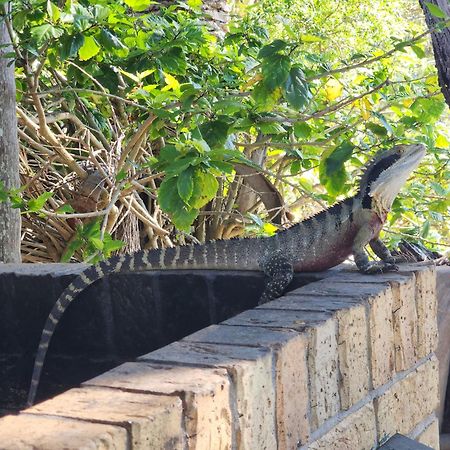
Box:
[374,357,439,439]
[184,323,297,348]
[336,303,370,409]
[0,413,128,449]
[257,293,362,311]
[26,387,184,450]
[303,403,377,450]
[390,275,418,371]
[416,417,440,450]
[272,333,310,449]
[409,265,438,357]
[183,324,291,449]
[141,337,310,449]
[367,285,395,388]
[84,362,231,450]
[291,279,389,299]
[308,318,340,429]
[222,308,332,330]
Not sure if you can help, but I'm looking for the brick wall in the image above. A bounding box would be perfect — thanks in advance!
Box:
[0,264,439,449]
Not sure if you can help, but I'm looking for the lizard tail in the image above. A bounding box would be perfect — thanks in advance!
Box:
[26,256,122,406]
[27,238,263,406]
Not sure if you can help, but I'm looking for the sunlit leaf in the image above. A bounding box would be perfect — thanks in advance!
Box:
[324,78,343,101]
[123,0,156,12]
[78,36,100,61]
[30,24,64,45]
[425,2,447,19]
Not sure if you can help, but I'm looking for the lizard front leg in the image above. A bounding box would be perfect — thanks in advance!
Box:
[353,228,398,274]
[259,252,293,305]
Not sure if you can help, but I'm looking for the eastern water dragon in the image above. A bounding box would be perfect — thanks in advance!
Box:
[27,143,426,405]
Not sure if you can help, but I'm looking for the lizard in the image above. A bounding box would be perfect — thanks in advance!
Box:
[27,143,426,406]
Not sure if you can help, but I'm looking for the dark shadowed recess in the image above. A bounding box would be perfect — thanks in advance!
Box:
[0,264,329,416]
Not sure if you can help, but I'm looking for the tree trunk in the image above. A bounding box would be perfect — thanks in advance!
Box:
[0,8,21,263]
[419,0,450,107]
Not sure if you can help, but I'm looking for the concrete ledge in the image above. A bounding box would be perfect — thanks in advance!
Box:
[0,263,441,449]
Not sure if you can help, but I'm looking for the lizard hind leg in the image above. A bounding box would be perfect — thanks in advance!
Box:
[259,252,293,305]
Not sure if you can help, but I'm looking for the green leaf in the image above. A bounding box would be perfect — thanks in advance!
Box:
[425,2,447,19]
[28,192,53,212]
[319,141,354,195]
[284,67,312,110]
[191,170,219,208]
[262,54,291,90]
[258,39,288,58]
[60,34,85,60]
[158,175,199,231]
[258,122,286,135]
[411,97,446,124]
[56,204,75,214]
[366,122,387,136]
[123,0,155,12]
[293,122,311,139]
[290,160,302,174]
[103,239,124,255]
[47,0,61,22]
[30,24,64,45]
[159,47,187,75]
[98,29,126,51]
[171,207,199,232]
[252,81,280,110]
[90,237,104,250]
[158,176,181,213]
[421,220,430,238]
[213,98,248,114]
[199,120,230,148]
[116,169,127,181]
[78,36,100,61]
[187,0,203,9]
[177,167,195,203]
[93,5,110,21]
[411,45,426,58]
[430,181,447,196]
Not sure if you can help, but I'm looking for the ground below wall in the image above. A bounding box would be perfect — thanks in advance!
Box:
[0,263,443,449]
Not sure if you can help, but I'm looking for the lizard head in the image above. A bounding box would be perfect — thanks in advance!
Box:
[360,144,426,216]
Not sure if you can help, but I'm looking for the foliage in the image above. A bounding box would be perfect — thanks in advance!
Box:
[1,0,448,261]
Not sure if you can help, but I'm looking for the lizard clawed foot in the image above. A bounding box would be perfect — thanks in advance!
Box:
[360,261,399,274]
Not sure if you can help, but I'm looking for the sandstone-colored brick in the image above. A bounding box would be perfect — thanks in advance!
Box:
[416,416,440,450]
[304,403,377,450]
[142,334,310,449]
[390,275,418,372]
[223,307,332,330]
[367,285,395,388]
[308,318,340,430]
[0,414,128,449]
[374,357,439,439]
[183,324,289,449]
[409,264,438,357]
[296,279,388,299]
[26,387,184,450]
[273,332,310,449]
[336,303,370,410]
[84,362,231,450]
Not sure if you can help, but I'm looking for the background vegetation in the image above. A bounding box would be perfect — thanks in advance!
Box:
[1,0,448,262]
